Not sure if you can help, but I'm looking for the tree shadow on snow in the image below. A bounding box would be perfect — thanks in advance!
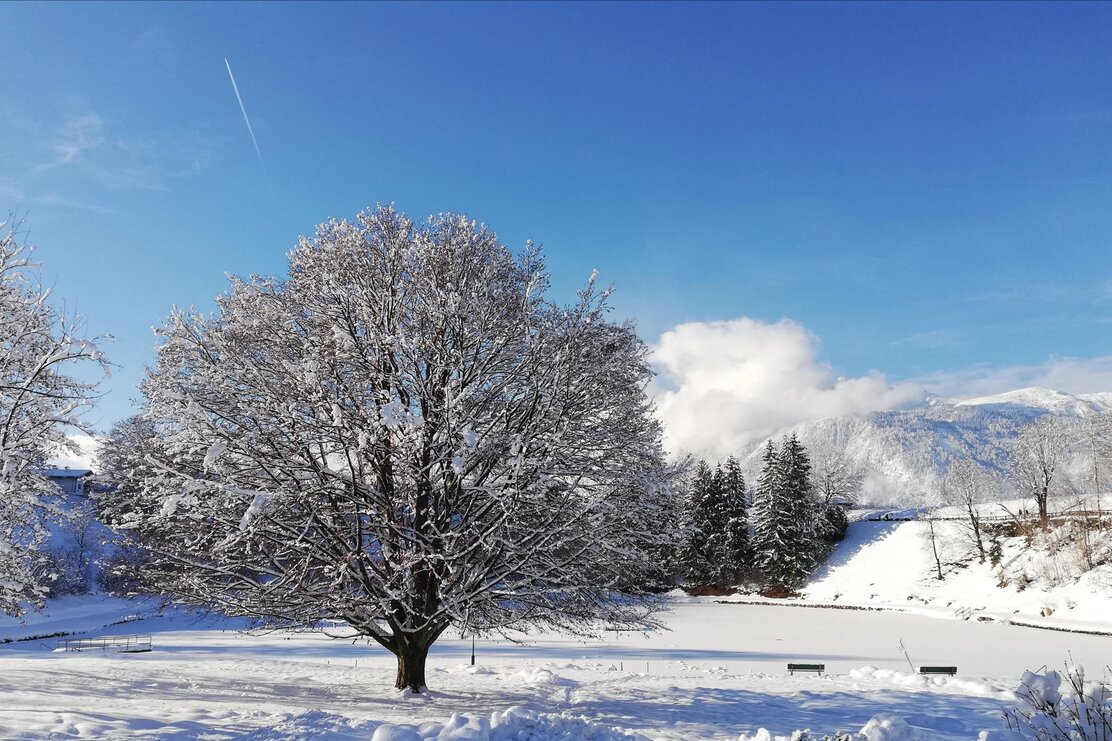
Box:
[565,684,1006,740]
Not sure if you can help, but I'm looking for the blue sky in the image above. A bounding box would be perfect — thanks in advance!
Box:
[4,1,1112,433]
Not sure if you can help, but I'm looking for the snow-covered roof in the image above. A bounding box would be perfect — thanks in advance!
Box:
[45,468,93,478]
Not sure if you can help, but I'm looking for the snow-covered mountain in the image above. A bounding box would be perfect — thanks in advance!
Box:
[739,387,1112,507]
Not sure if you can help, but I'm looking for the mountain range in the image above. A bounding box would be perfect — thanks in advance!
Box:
[739,387,1112,507]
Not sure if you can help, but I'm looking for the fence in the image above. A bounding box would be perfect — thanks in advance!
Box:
[62,635,152,653]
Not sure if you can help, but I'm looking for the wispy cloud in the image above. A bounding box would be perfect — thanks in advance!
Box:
[26,109,214,193]
[34,112,106,173]
[890,329,964,351]
[129,27,168,57]
[32,193,118,216]
[916,355,1112,399]
[1,175,117,216]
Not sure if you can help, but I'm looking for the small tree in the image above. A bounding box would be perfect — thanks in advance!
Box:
[809,435,864,506]
[0,217,108,615]
[941,459,996,563]
[107,206,678,692]
[1081,413,1112,529]
[1010,416,1069,528]
[922,508,948,580]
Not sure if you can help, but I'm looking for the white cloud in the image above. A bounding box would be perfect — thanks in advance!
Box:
[918,355,1112,399]
[650,317,922,460]
[48,434,101,470]
[650,316,1112,461]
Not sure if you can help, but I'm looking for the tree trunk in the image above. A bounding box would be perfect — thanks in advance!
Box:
[1037,486,1049,529]
[394,641,430,692]
[967,505,985,563]
[926,518,944,580]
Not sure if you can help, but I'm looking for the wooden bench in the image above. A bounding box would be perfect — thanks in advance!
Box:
[919,666,956,676]
[787,663,825,675]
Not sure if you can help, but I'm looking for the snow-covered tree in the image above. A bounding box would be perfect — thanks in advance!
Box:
[94,415,165,593]
[751,436,819,592]
[681,460,722,587]
[1010,416,1070,528]
[720,456,749,581]
[1080,412,1112,515]
[681,457,749,590]
[941,459,997,563]
[750,442,779,561]
[808,436,864,506]
[95,416,159,525]
[107,206,678,691]
[0,218,109,615]
[921,506,951,580]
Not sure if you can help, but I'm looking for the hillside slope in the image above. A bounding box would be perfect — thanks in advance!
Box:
[773,513,1112,633]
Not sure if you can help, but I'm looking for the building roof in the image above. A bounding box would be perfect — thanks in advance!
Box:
[45,468,93,478]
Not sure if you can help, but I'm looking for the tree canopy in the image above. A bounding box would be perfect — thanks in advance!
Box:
[106,206,677,690]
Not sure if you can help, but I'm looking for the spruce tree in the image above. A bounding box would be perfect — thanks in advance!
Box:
[705,464,732,586]
[682,460,718,586]
[722,456,749,582]
[750,440,781,585]
[752,435,818,592]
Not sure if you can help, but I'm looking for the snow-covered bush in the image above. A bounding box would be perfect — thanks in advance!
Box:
[817,504,849,542]
[1002,666,1112,740]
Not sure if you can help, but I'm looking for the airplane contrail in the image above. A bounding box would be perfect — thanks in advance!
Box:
[224,57,267,175]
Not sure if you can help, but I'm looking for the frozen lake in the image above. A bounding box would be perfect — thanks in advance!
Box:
[1,596,1109,739]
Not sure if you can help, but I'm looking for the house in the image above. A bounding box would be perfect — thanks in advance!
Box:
[46,467,94,497]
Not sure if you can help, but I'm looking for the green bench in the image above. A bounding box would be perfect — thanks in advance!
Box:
[787,663,825,675]
[919,666,957,676]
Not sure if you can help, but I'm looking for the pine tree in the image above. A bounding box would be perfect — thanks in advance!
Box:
[705,464,731,585]
[721,456,749,582]
[682,460,720,587]
[750,441,781,585]
[752,435,818,592]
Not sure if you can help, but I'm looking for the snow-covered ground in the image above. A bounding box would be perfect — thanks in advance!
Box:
[775,516,1112,633]
[2,595,1110,739]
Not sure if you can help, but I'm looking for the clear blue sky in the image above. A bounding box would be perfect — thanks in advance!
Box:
[3,1,1111,429]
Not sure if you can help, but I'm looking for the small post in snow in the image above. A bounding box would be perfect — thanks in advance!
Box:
[471,636,476,666]
[897,639,915,673]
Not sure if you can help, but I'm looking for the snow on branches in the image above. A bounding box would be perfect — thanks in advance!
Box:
[0,218,109,616]
[107,206,679,690]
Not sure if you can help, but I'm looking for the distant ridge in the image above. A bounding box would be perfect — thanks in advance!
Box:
[739,387,1110,507]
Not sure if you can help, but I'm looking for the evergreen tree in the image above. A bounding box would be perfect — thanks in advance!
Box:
[752,435,818,591]
[682,456,752,590]
[705,464,731,585]
[721,456,749,581]
[750,441,781,583]
[681,460,718,586]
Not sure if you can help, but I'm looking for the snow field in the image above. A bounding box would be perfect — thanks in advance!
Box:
[3,597,1111,739]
